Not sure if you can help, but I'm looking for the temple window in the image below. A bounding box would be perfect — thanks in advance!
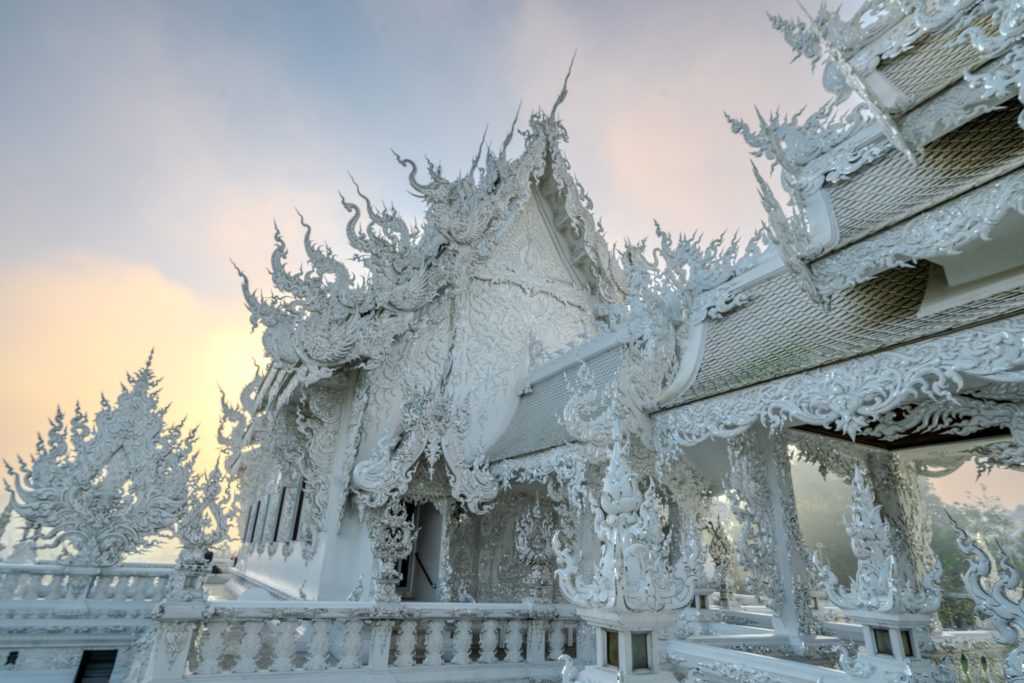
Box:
[604,630,619,668]
[631,632,651,671]
[290,479,306,542]
[873,628,893,656]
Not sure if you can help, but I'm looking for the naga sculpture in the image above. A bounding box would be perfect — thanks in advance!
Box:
[950,512,1024,681]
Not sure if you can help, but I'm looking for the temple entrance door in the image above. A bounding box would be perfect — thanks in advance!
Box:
[407,502,443,601]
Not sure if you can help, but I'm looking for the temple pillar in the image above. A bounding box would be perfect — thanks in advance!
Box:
[863,451,937,594]
[727,427,817,648]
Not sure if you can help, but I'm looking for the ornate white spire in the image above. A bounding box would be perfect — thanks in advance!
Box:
[553,437,701,612]
[813,466,942,614]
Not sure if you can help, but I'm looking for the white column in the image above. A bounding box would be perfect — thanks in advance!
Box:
[728,427,817,647]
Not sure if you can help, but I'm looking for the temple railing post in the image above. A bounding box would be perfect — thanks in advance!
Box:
[812,463,950,680]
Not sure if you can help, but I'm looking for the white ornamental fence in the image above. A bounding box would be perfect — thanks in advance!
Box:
[666,632,1012,683]
[148,600,580,682]
[0,562,172,604]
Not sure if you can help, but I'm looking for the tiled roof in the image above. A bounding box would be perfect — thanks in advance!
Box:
[828,103,1024,249]
[670,262,1024,407]
[486,345,621,461]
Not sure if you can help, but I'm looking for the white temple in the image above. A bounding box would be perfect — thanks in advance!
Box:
[3,2,1024,681]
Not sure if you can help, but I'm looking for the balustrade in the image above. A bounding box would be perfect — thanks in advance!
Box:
[172,601,577,678]
[666,631,1015,682]
[0,562,172,604]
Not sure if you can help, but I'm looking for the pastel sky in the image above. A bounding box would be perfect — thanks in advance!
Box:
[1,0,1020,514]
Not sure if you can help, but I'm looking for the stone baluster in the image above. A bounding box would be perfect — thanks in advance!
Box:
[451,619,472,665]
[68,573,92,600]
[149,576,164,600]
[14,572,33,599]
[195,620,228,675]
[111,575,127,600]
[504,619,524,663]
[368,620,394,669]
[140,575,157,600]
[24,573,38,597]
[526,618,546,663]
[121,575,139,601]
[339,619,363,669]
[131,575,147,600]
[547,619,566,659]
[90,575,109,599]
[423,619,445,666]
[269,619,298,671]
[393,620,418,667]
[232,620,263,674]
[0,571,18,595]
[27,573,47,599]
[478,619,498,664]
[34,573,46,597]
[106,575,122,599]
[303,619,331,671]
[56,574,71,599]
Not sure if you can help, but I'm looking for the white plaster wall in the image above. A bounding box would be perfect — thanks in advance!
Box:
[318,498,374,600]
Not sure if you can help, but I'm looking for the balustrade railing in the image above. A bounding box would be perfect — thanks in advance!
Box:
[667,629,1014,682]
[934,631,1013,683]
[162,600,577,679]
[0,562,173,603]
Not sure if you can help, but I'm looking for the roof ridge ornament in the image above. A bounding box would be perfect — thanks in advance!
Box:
[794,1,920,165]
[750,162,829,308]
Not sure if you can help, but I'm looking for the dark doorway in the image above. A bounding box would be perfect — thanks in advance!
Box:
[74,650,118,683]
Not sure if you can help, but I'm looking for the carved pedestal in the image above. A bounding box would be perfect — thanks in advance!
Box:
[576,609,679,683]
[845,610,944,679]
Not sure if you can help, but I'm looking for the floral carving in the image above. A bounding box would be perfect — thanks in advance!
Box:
[169,463,235,600]
[656,315,1024,460]
[368,497,419,602]
[811,168,1024,298]
[514,499,557,601]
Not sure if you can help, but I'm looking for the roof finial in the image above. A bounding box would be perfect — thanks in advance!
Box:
[500,101,522,159]
[468,126,488,178]
[550,50,577,119]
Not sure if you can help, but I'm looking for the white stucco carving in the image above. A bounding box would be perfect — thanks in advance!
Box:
[950,513,1024,681]
[4,356,197,567]
[5,3,1024,681]
[813,467,942,614]
[553,438,700,612]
